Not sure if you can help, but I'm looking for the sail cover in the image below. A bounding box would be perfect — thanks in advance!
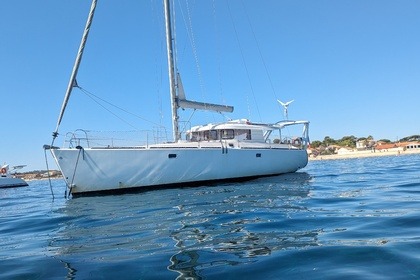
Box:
[177,99,234,113]
[176,73,234,113]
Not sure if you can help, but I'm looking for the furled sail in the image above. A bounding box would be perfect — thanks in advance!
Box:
[53,0,98,140]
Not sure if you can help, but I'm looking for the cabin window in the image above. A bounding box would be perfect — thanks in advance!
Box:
[203,131,209,140]
[209,130,218,140]
[234,129,251,140]
[221,129,234,139]
[168,154,177,158]
[188,132,201,141]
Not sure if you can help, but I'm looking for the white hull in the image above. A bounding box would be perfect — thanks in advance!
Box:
[0,177,28,188]
[52,144,308,195]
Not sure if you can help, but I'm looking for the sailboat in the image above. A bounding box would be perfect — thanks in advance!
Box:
[0,164,28,188]
[45,0,310,196]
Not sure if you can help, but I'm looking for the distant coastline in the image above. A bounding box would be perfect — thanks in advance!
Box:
[14,170,62,181]
[309,147,420,161]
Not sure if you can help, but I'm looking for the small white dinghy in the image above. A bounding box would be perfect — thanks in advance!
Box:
[0,164,28,188]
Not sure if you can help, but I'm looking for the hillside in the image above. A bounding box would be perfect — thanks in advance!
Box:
[14,170,63,181]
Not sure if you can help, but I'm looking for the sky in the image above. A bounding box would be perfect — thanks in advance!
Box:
[1,0,419,171]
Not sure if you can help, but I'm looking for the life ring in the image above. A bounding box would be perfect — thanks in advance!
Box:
[293,138,302,146]
[1,168,6,174]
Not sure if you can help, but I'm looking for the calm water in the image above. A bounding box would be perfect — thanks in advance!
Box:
[1,154,419,279]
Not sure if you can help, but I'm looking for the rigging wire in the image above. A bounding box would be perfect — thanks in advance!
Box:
[77,86,167,130]
[212,0,226,108]
[240,0,280,106]
[172,0,179,76]
[179,109,196,135]
[226,1,262,122]
[184,0,207,102]
[177,0,219,123]
[67,147,83,199]
[43,149,54,200]
[78,87,139,130]
[240,0,294,138]
[150,0,166,130]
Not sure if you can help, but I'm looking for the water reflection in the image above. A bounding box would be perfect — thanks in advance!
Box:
[48,172,315,279]
[166,173,316,279]
[168,251,203,280]
[61,259,77,280]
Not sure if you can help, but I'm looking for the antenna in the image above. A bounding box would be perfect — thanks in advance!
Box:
[277,99,294,119]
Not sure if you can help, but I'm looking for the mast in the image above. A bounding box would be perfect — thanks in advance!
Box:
[163,0,233,142]
[163,0,180,142]
[52,0,97,141]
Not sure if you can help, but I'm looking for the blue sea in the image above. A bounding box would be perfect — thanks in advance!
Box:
[1,154,419,279]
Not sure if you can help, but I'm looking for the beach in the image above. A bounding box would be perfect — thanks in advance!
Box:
[309,147,420,161]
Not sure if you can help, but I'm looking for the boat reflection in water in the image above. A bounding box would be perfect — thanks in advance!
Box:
[48,172,316,279]
[166,173,318,279]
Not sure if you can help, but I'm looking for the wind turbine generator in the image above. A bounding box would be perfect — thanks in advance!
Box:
[277,99,294,120]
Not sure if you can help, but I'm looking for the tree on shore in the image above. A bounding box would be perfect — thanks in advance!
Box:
[311,134,419,149]
[400,135,420,142]
[309,134,419,156]
[311,135,358,149]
